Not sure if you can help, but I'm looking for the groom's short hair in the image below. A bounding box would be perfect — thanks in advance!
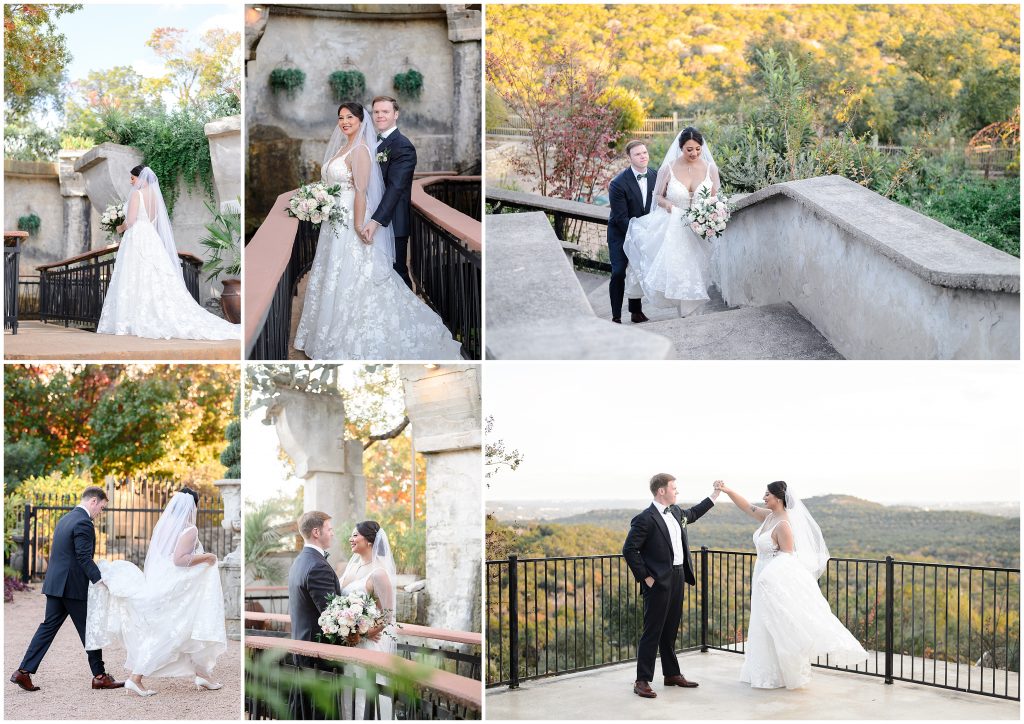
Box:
[625,140,646,156]
[372,95,400,112]
[298,511,332,540]
[81,486,108,503]
[649,473,675,495]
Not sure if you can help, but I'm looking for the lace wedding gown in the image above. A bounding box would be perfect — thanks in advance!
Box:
[739,516,868,689]
[85,526,227,677]
[623,164,714,316]
[96,189,240,340]
[339,569,395,719]
[293,147,462,360]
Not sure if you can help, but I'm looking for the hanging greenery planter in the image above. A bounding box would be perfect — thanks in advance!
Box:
[17,213,41,237]
[269,67,306,98]
[329,70,366,102]
[393,69,424,101]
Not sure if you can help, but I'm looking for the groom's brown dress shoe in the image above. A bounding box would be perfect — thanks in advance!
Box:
[10,669,39,691]
[630,311,650,324]
[664,674,699,688]
[91,673,125,689]
[633,680,657,698]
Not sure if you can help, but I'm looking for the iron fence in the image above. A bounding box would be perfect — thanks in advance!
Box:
[4,237,21,333]
[410,211,481,360]
[422,179,482,221]
[38,248,201,329]
[488,114,693,140]
[17,277,40,319]
[10,481,232,582]
[487,550,1020,701]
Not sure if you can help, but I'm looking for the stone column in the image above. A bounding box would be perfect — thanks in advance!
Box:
[266,388,365,561]
[57,150,93,258]
[204,115,242,213]
[215,479,242,640]
[399,364,481,633]
[446,6,482,173]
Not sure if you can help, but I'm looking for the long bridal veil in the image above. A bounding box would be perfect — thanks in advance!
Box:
[130,168,183,282]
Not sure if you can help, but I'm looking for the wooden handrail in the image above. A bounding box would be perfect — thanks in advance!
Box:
[413,176,482,252]
[245,634,482,709]
[244,610,483,646]
[36,244,201,271]
[246,585,288,593]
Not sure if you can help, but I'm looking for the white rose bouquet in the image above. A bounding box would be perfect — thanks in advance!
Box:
[287,182,351,233]
[316,592,392,647]
[686,186,734,240]
[99,202,126,241]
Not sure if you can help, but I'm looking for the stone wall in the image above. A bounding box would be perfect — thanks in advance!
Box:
[719,176,1020,359]
[245,4,481,230]
[4,158,102,275]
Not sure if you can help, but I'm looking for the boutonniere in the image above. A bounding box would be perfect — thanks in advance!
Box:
[376,149,390,163]
[679,516,687,529]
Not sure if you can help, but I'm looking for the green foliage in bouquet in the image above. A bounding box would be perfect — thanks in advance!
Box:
[328,70,366,102]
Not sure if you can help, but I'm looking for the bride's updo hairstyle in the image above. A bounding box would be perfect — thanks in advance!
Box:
[767,480,788,507]
[180,487,200,507]
[356,520,380,544]
[337,102,364,122]
[130,164,145,178]
[678,127,704,149]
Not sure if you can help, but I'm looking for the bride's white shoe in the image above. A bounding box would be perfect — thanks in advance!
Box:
[125,679,157,697]
[195,675,223,691]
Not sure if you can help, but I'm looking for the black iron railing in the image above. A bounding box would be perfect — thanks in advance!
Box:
[17,277,40,320]
[487,550,1020,701]
[423,180,482,221]
[4,237,21,333]
[410,211,481,360]
[37,247,202,329]
[247,220,319,360]
[486,188,612,272]
[11,486,232,582]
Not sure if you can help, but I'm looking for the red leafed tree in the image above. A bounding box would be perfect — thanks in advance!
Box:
[487,33,622,202]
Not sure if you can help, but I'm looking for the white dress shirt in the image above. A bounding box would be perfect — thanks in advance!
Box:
[303,542,328,558]
[660,505,685,565]
[376,125,398,147]
[631,165,650,208]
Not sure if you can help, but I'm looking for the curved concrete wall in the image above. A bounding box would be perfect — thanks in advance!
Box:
[717,176,1020,359]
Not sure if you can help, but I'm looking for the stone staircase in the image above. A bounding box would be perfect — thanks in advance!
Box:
[582,272,843,360]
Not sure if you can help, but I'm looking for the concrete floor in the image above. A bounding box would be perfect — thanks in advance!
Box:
[4,321,240,360]
[485,651,1020,720]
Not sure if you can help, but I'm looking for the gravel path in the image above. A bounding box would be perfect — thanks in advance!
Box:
[4,588,241,720]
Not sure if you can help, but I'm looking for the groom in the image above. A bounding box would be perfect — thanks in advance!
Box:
[606,140,654,324]
[9,486,123,692]
[622,474,720,698]
[361,95,418,289]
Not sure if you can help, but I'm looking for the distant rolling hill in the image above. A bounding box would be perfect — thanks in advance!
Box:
[490,495,1020,568]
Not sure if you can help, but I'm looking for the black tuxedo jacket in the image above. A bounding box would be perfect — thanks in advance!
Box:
[371,128,417,238]
[622,498,715,588]
[40,507,101,600]
[607,166,656,246]
[288,546,341,644]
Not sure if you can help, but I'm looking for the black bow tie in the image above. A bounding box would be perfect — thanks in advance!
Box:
[322,551,329,560]
[663,506,671,515]
[376,133,384,142]
[636,172,648,180]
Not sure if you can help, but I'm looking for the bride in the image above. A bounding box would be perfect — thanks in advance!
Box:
[716,480,868,689]
[85,488,227,696]
[335,520,397,718]
[96,166,240,341]
[293,103,462,360]
[623,127,720,317]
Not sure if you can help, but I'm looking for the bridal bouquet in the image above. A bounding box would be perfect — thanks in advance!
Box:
[686,186,733,240]
[287,182,350,232]
[316,592,392,647]
[99,202,125,241]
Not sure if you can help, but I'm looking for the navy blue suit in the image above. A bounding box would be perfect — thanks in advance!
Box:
[622,498,715,682]
[607,166,655,320]
[372,129,417,288]
[20,507,106,676]
[287,545,342,718]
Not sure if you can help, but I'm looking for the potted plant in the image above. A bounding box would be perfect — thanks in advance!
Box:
[269,67,305,98]
[328,69,366,102]
[199,199,242,323]
[393,69,424,101]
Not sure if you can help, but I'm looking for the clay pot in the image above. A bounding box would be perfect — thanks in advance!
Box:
[220,278,241,323]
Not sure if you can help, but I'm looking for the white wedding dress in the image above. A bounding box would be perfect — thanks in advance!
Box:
[96,189,240,341]
[739,516,868,689]
[293,146,462,360]
[623,164,714,316]
[339,566,396,719]
[85,526,227,678]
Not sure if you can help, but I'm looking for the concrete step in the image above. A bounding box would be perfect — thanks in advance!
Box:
[581,270,732,322]
[4,321,240,360]
[649,303,844,360]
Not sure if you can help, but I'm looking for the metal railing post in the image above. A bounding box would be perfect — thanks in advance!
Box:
[508,554,520,689]
[885,555,894,685]
[21,504,32,582]
[700,546,709,652]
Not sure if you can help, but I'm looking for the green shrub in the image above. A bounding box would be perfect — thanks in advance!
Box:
[328,70,366,102]
[16,213,40,236]
[269,68,305,98]
[393,69,424,101]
